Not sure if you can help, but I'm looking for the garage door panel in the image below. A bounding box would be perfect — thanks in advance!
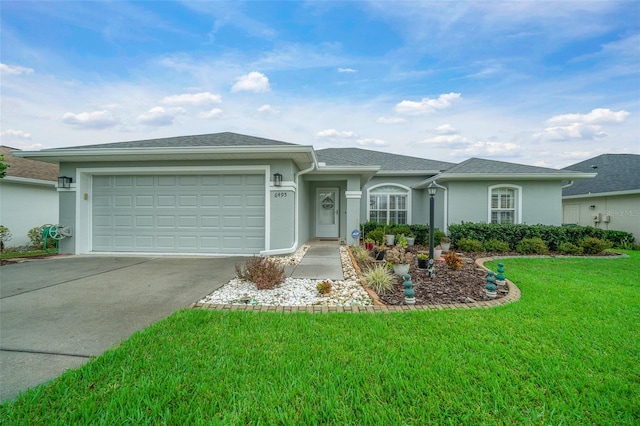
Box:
[92,174,265,254]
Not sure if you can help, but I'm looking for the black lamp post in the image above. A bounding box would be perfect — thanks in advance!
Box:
[427,182,438,273]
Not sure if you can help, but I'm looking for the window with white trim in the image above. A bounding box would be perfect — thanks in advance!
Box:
[369,185,409,225]
[490,186,518,224]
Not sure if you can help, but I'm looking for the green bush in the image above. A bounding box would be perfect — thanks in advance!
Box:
[235,257,285,290]
[456,238,483,252]
[448,222,634,251]
[558,242,584,255]
[579,237,612,255]
[483,239,511,252]
[365,228,385,245]
[516,237,548,255]
[363,264,395,294]
[27,225,57,250]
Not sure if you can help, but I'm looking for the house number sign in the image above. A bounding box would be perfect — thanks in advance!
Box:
[274,192,288,198]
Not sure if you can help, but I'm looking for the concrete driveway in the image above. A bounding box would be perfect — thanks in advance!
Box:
[0,254,241,403]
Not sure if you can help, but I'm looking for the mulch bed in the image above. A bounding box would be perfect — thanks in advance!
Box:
[357,245,622,306]
[376,246,502,305]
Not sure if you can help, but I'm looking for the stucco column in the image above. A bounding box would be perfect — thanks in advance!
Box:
[345,190,362,245]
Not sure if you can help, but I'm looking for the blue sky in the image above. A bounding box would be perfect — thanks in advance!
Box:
[1,1,638,168]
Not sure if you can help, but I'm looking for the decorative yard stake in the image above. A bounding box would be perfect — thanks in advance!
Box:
[428,258,435,278]
[496,263,506,287]
[485,271,497,299]
[403,274,415,305]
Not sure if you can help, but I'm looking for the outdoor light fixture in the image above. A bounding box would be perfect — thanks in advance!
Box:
[427,182,438,274]
[589,205,596,210]
[273,173,283,187]
[57,176,72,189]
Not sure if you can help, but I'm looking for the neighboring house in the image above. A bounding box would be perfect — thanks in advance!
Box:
[14,132,594,256]
[562,154,640,242]
[0,146,59,247]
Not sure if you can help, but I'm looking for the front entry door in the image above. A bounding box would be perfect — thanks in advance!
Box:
[316,188,339,238]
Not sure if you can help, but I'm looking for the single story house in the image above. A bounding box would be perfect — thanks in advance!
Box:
[0,146,59,247]
[15,132,595,256]
[562,154,640,242]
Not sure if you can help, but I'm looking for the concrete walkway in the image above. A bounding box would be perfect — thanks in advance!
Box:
[288,241,344,280]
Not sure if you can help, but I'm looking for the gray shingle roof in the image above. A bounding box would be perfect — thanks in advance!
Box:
[315,148,455,171]
[1,146,59,182]
[442,157,580,175]
[54,132,297,150]
[562,154,640,196]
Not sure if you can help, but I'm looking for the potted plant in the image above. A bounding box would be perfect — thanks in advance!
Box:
[417,252,429,269]
[440,237,451,252]
[405,233,416,247]
[434,245,443,259]
[385,233,395,246]
[386,247,413,275]
[372,245,386,261]
[364,238,375,251]
[396,234,408,248]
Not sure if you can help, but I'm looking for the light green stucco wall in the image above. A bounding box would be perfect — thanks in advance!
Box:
[447,180,563,226]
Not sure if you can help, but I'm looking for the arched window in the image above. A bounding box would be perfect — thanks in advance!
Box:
[368,184,410,225]
[489,185,521,224]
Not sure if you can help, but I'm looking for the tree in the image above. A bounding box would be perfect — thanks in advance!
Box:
[0,225,12,252]
[0,154,9,178]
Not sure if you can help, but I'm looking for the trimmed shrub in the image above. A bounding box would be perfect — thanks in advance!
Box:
[558,242,584,255]
[444,252,463,270]
[516,237,548,255]
[363,264,395,294]
[579,237,612,255]
[235,257,285,290]
[456,238,483,252]
[483,239,511,252]
[365,228,385,245]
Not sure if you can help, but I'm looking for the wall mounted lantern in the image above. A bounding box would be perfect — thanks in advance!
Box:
[273,173,283,187]
[58,176,73,189]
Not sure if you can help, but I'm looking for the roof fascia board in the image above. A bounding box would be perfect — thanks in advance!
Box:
[375,170,442,176]
[563,189,640,199]
[314,165,381,174]
[0,176,57,186]
[435,172,597,181]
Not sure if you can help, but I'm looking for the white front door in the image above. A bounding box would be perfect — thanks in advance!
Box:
[316,188,339,238]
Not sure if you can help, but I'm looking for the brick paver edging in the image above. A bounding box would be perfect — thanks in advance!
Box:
[189,256,521,313]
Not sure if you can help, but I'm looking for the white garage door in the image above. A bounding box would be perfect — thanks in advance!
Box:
[92,174,265,254]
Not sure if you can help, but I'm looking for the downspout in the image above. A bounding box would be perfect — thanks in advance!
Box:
[431,180,448,234]
[260,162,316,256]
[562,180,574,189]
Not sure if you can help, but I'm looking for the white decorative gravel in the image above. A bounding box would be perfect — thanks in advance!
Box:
[198,246,372,306]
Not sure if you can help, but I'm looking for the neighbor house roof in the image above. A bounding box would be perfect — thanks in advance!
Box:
[316,148,455,174]
[562,154,640,197]
[1,146,59,183]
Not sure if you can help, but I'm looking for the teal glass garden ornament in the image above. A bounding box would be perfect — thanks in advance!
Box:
[403,274,415,305]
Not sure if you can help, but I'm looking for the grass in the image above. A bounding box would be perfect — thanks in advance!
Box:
[0,248,58,259]
[1,252,638,424]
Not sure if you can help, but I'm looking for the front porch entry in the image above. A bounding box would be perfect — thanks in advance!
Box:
[315,187,339,238]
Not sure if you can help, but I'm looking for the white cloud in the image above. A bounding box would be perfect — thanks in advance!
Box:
[61,110,119,129]
[536,123,607,141]
[315,129,357,138]
[357,138,387,146]
[421,134,470,147]
[231,71,271,93]
[0,63,34,75]
[377,116,407,124]
[394,92,462,115]
[137,107,176,126]
[199,108,224,119]
[0,129,32,141]
[546,108,630,125]
[257,104,279,114]
[338,67,358,73]
[435,124,457,134]
[162,92,222,105]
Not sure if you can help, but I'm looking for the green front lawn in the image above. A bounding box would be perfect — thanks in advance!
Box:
[1,252,638,424]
